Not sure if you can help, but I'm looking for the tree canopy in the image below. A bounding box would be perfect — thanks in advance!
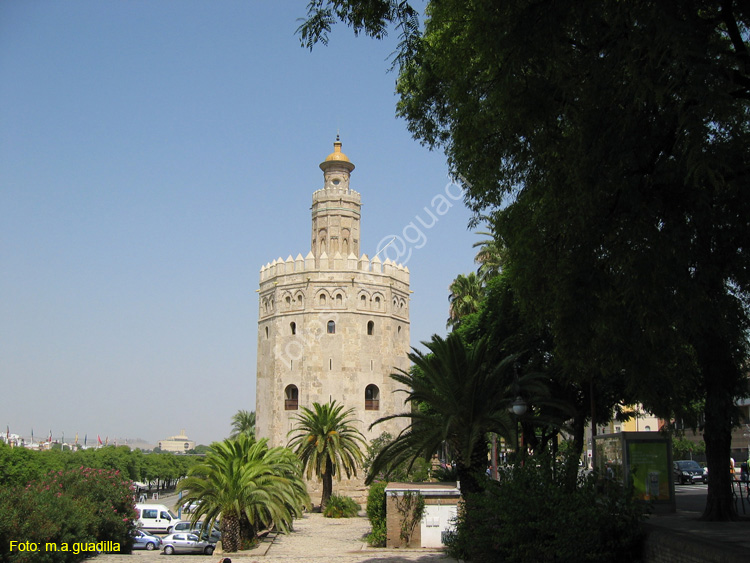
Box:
[177,435,309,552]
[298,0,750,520]
[287,400,366,509]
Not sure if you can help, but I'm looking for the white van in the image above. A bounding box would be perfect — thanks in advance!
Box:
[135,503,183,533]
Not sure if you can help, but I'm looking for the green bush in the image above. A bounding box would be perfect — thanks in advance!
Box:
[322,494,360,518]
[365,482,387,546]
[446,457,646,562]
[0,467,136,563]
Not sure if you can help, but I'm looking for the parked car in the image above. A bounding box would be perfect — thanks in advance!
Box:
[674,460,706,484]
[171,521,194,534]
[131,529,162,551]
[161,533,215,555]
[192,520,221,542]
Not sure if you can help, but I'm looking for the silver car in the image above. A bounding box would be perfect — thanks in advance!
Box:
[161,533,215,555]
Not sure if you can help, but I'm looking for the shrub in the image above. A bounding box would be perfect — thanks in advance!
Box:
[0,467,136,563]
[322,494,360,518]
[445,456,646,562]
[365,482,387,546]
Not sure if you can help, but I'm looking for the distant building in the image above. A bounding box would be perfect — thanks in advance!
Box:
[158,430,195,453]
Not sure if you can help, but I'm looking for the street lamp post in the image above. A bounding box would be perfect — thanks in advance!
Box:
[512,396,528,463]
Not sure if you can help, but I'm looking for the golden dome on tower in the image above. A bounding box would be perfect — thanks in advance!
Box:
[320,134,355,173]
[324,135,350,163]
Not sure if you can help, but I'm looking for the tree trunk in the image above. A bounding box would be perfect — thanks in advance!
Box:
[320,459,333,511]
[698,329,738,521]
[221,512,241,552]
[457,444,489,499]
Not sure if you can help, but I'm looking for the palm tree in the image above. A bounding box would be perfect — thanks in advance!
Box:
[472,229,506,281]
[230,409,256,439]
[366,333,551,498]
[447,271,483,328]
[287,400,366,510]
[176,434,309,552]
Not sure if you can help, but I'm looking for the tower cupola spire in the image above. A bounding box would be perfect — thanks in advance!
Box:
[312,137,361,262]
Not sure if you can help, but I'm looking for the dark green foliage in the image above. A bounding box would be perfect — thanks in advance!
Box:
[297,0,750,521]
[446,458,646,562]
[367,333,562,499]
[672,436,706,461]
[0,443,200,492]
[50,467,136,549]
[363,432,430,483]
[0,467,136,563]
[365,482,387,547]
[322,494,360,518]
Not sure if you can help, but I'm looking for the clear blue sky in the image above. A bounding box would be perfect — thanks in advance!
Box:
[0,1,479,446]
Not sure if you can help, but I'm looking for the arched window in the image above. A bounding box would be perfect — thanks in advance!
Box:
[327,320,336,334]
[290,322,296,335]
[360,295,367,306]
[336,293,343,306]
[365,384,380,411]
[367,321,374,336]
[265,326,269,339]
[319,294,327,306]
[374,296,381,310]
[285,385,298,410]
[285,296,291,308]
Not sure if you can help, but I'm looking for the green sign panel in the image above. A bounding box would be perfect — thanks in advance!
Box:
[628,441,670,501]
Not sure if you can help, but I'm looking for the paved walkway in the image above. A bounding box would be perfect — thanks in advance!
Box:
[94,513,457,563]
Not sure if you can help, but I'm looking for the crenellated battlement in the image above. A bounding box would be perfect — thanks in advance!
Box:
[259,251,410,284]
[312,187,361,201]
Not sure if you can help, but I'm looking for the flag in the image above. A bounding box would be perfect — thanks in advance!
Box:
[84,434,87,446]
[31,429,34,443]
[97,435,102,446]
[105,436,109,446]
[48,430,52,443]
[75,432,79,444]
[6,426,9,441]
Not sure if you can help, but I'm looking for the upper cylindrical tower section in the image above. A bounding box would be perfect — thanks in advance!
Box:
[312,136,361,263]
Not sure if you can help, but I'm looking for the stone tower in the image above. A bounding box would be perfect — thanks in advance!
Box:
[255,138,411,455]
